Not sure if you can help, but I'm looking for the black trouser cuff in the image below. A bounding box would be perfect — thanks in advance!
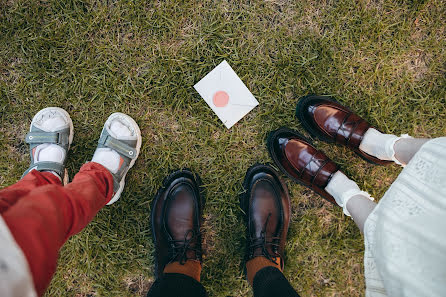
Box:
[253,266,300,297]
[146,273,207,297]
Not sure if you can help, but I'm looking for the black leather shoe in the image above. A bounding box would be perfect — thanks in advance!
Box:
[151,169,204,279]
[240,164,291,270]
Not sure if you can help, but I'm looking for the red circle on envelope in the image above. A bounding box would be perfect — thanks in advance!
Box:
[213,91,229,107]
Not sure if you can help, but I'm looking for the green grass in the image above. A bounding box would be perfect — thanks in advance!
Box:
[0,0,445,296]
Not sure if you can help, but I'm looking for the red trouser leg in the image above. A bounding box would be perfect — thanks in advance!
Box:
[0,162,114,296]
[0,168,61,213]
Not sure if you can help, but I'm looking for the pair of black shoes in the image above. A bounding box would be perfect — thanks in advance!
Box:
[151,165,291,279]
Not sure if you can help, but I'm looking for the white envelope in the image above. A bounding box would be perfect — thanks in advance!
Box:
[194,60,259,129]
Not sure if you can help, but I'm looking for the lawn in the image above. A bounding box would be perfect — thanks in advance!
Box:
[0,0,445,296]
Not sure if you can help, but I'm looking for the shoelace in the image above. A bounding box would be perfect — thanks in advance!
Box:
[249,213,280,265]
[168,229,202,264]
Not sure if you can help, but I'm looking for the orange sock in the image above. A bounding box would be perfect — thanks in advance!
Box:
[246,256,281,285]
[163,260,202,282]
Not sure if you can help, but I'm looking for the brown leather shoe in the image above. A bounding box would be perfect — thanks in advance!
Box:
[241,164,290,270]
[296,95,391,165]
[267,127,338,204]
[151,169,204,279]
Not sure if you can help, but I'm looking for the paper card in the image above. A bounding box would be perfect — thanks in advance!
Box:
[194,60,259,129]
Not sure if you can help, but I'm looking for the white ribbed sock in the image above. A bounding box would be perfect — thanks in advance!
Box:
[325,171,373,216]
[92,119,135,174]
[359,128,412,166]
[359,128,398,160]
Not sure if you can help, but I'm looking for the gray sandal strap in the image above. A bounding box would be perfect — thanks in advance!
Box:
[23,129,70,179]
[25,131,70,145]
[22,161,64,179]
[98,134,137,160]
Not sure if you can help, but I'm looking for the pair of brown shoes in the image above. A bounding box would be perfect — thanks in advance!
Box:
[268,95,391,205]
[151,164,291,279]
[150,95,387,279]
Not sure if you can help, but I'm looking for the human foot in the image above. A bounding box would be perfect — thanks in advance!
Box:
[151,169,204,279]
[359,128,414,166]
[23,107,73,181]
[91,113,141,204]
[325,171,373,216]
[296,95,392,165]
[267,127,339,205]
[241,164,290,284]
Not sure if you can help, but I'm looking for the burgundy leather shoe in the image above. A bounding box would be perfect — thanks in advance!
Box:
[296,95,391,165]
[241,164,290,270]
[267,127,338,204]
[151,169,204,278]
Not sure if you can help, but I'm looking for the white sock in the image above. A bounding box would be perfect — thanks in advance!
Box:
[34,114,68,179]
[359,128,412,166]
[35,116,67,132]
[35,144,65,163]
[325,171,373,216]
[92,119,135,174]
